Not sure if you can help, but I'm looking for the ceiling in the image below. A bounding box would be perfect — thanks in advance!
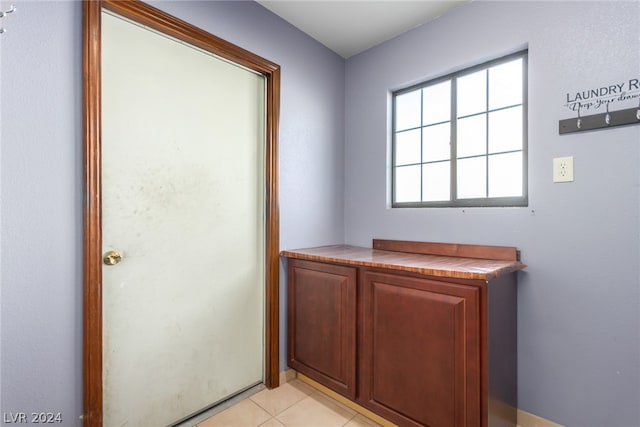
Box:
[256,0,469,58]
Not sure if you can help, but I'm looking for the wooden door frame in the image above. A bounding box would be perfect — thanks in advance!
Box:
[82,1,280,425]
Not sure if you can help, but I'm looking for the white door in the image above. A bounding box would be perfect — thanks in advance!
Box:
[101,11,266,426]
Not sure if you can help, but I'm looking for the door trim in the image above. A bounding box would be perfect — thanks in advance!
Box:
[82,1,280,425]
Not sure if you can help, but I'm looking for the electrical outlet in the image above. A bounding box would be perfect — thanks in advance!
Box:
[553,156,574,183]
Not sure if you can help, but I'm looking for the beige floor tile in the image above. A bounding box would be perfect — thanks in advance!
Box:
[289,379,316,394]
[276,393,356,427]
[312,392,358,418]
[250,379,315,416]
[258,418,286,427]
[344,414,383,427]
[197,399,271,427]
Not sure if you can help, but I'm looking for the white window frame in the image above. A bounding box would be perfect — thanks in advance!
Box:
[392,50,528,208]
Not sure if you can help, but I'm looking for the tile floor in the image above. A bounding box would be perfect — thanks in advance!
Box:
[196,379,381,427]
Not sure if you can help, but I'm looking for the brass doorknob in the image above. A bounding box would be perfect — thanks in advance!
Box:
[103,250,123,266]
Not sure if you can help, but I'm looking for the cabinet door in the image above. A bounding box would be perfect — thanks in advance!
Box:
[287,259,357,398]
[360,271,481,427]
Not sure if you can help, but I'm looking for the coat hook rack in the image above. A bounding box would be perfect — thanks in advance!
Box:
[0,4,16,35]
[559,103,640,134]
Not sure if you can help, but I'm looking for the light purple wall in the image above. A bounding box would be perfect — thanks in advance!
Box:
[1,1,83,423]
[3,1,639,426]
[344,1,640,426]
[0,0,344,422]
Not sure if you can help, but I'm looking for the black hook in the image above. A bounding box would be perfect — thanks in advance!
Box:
[0,4,16,18]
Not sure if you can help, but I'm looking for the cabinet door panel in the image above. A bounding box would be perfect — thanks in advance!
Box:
[360,271,481,427]
[287,260,357,398]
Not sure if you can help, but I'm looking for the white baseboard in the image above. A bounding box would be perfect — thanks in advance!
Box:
[518,409,564,427]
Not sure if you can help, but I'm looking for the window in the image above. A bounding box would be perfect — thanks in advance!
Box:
[392,51,527,207]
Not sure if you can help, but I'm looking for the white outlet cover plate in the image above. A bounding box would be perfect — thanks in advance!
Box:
[553,156,574,182]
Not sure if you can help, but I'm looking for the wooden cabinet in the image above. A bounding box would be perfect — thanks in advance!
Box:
[287,259,357,399]
[359,271,482,427]
[283,240,524,427]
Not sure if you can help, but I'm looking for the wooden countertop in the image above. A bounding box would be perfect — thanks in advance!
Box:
[281,243,526,281]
